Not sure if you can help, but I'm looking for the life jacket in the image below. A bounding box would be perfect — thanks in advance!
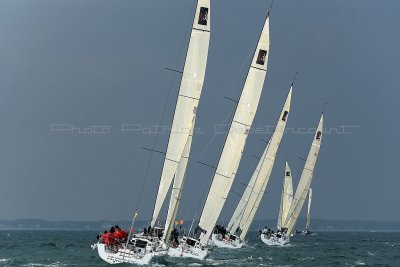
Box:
[101,234,108,245]
[106,232,115,245]
[114,230,121,240]
[120,230,127,240]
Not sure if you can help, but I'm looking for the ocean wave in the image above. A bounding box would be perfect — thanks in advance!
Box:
[63,243,76,249]
[23,262,69,267]
[38,242,57,248]
[0,258,13,264]
[297,256,314,261]
[354,260,366,266]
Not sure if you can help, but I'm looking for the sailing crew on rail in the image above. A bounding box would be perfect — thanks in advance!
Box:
[114,225,127,241]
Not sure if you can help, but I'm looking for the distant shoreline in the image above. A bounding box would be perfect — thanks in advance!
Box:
[1,219,400,232]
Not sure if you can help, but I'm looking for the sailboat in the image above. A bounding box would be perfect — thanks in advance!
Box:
[301,188,313,235]
[168,7,271,259]
[215,83,292,249]
[260,114,324,246]
[259,161,293,246]
[94,0,211,264]
[277,161,293,232]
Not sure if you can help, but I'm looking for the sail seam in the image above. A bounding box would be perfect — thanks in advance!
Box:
[165,158,180,164]
[179,94,200,101]
[193,27,211,33]
[250,66,267,72]
[233,120,251,128]
[215,172,230,179]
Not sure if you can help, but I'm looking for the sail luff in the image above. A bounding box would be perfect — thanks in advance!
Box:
[305,188,312,231]
[277,161,293,230]
[284,114,323,234]
[151,0,211,227]
[237,88,292,240]
[198,15,270,245]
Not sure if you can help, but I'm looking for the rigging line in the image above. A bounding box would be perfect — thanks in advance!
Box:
[133,0,197,214]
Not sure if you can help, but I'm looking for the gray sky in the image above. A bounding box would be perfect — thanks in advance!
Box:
[0,0,399,222]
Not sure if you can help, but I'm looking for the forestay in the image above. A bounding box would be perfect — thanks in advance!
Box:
[284,115,323,234]
[151,0,211,227]
[198,15,271,245]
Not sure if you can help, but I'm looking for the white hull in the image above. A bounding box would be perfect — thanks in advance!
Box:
[211,234,244,249]
[96,243,155,265]
[260,233,290,246]
[167,245,209,260]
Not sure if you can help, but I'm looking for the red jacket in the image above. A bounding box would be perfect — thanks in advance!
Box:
[106,232,115,245]
[120,230,127,240]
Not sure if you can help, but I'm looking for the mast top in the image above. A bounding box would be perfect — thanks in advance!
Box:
[291,71,299,87]
[267,0,274,17]
[322,102,328,114]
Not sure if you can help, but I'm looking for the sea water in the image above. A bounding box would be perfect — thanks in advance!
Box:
[0,231,399,266]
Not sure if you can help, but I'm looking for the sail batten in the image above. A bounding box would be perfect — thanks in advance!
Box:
[197,15,271,245]
[151,0,211,227]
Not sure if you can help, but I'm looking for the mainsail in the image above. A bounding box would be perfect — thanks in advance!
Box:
[305,188,312,231]
[284,114,323,234]
[277,161,293,230]
[229,87,292,240]
[197,14,271,245]
[151,0,211,227]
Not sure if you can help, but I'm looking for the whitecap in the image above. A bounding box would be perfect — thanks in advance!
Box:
[23,262,69,267]
[298,257,314,261]
[354,260,366,266]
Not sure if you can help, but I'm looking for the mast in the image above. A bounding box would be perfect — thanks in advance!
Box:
[232,86,292,240]
[197,12,271,245]
[151,0,211,227]
[277,161,293,230]
[284,114,323,235]
[305,188,312,231]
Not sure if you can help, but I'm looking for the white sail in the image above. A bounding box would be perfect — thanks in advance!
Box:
[163,120,195,243]
[305,188,312,231]
[151,0,211,227]
[198,14,270,245]
[233,87,292,240]
[285,115,323,235]
[277,161,293,230]
[227,141,270,233]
